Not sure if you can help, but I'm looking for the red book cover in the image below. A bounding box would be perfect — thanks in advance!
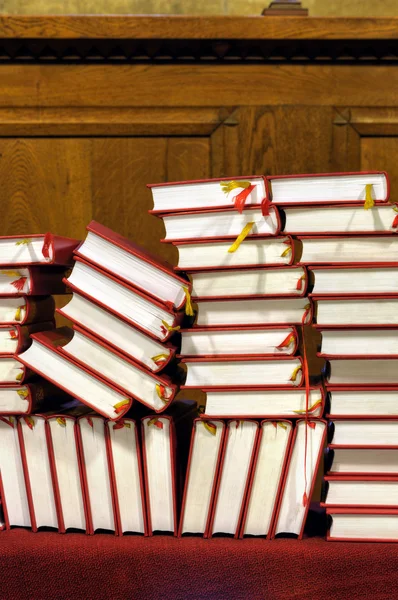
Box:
[157,204,281,243]
[65,258,184,343]
[0,233,80,266]
[326,385,398,418]
[325,444,398,477]
[147,175,270,214]
[0,322,54,355]
[0,266,68,296]
[172,235,296,271]
[105,418,148,536]
[296,235,398,267]
[206,419,260,539]
[18,331,134,420]
[75,221,190,310]
[0,296,55,325]
[312,294,398,329]
[326,507,398,542]
[269,418,327,540]
[0,355,30,385]
[308,264,398,297]
[267,171,390,204]
[141,415,178,536]
[181,355,305,390]
[239,419,294,539]
[177,418,227,538]
[321,475,398,509]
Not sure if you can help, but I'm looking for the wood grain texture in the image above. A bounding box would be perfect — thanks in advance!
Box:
[0,64,397,108]
[0,138,91,238]
[335,107,398,136]
[361,137,398,203]
[0,15,397,39]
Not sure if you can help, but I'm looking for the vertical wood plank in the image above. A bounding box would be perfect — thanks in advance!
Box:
[361,137,398,197]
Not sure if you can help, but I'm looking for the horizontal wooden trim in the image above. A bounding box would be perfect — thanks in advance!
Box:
[0,64,396,108]
[0,16,397,41]
[0,107,232,136]
[335,107,398,136]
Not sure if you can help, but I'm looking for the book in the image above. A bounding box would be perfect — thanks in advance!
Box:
[44,326,178,413]
[325,358,398,386]
[328,419,398,448]
[325,447,398,476]
[0,296,55,325]
[76,415,117,534]
[207,420,259,538]
[322,475,398,508]
[0,416,30,529]
[180,325,298,358]
[160,206,280,242]
[297,235,398,265]
[326,387,398,418]
[57,293,176,373]
[194,297,312,327]
[173,236,295,271]
[267,171,389,205]
[0,233,80,266]
[319,328,398,357]
[17,414,59,532]
[18,331,134,420]
[148,176,269,213]
[309,265,398,296]
[0,322,54,355]
[0,381,69,415]
[0,355,29,384]
[313,296,398,327]
[106,419,147,535]
[327,508,398,542]
[178,419,226,537]
[141,401,196,536]
[0,266,68,296]
[270,419,327,539]
[65,259,183,342]
[281,202,397,234]
[189,266,307,300]
[240,420,293,538]
[181,356,304,389]
[75,221,191,310]
[202,387,324,418]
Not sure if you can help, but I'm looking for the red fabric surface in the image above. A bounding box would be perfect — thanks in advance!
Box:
[1,530,397,600]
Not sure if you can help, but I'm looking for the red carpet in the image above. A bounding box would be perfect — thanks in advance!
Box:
[0,530,396,599]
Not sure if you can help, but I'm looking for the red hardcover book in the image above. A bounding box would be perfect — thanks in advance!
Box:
[296,235,398,266]
[321,475,398,509]
[0,322,54,355]
[105,418,147,536]
[65,258,183,343]
[308,264,398,297]
[0,233,80,266]
[158,205,281,243]
[75,221,190,310]
[0,381,69,415]
[207,419,260,538]
[179,325,299,359]
[181,355,305,389]
[189,266,308,301]
[57,292,177,373]
[325,445,398,477]
[0,296,55,325]
[178,418,226,538]
[173,235,295,272]
[326,507,398,542]
[270,419,327,539]
[147,175,270,214]
[313,295,398,329]
[267,171,390,205]
[324,357,398,387]
[239,420,294,538]
[18,331,134,420]
[75,415,118,535]
[326,386,398,419]
[328,418,398,449]
[0,415,30,530]
[318,327,398,359]
[0,266,68,296]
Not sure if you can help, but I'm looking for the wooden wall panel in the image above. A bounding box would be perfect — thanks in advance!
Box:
[361,138,398,203]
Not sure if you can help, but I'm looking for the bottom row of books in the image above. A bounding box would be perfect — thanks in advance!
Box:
[0,404,326,538]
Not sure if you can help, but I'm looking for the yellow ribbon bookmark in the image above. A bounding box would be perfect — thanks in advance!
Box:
[281,245,292,258]
[161,320,180,333]
[220,180,252,195]
[17,388,29,399]
[151,353,169,366]
[272,421,288,430]
[290,365,303,382]
[56,417,67,427]
[364,183,374,210]
[15,306,22,322]
[293,399,323,415]
[228,222,254,253]
[23,416,35,430]
[15,239,32,246]
[155,383,169,404]
[183,287,194,317]
[147,417,163,429]
[0,270,22,277]
[203,421,217,436]
[113,399,130,414]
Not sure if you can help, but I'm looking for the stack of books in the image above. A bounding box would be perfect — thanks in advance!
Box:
[0,222,196,535]
[0,233,79,416]
[275,172,398,542]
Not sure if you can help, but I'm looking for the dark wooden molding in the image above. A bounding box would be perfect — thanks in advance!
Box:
[0,16,396,63]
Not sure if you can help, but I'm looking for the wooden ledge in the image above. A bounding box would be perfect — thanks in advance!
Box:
[0,15,397,41]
